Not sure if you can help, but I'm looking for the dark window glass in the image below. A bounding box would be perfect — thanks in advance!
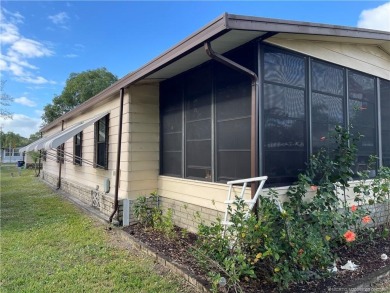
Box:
[160,77,183,177]
[263,47,306,186]
[185,65,212,180]
[73,132,82,165]
[311,61,345,154]
[348,71,376,172]
[95,115,109,169]
[380,79,390,167]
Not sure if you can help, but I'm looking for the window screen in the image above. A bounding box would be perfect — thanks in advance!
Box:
[380,79,390,167]
[185,65,212,181]
[263,47,306,186]
[214,44,253,182]
[160,78,183,177]
[73,132,82,165]
[348,71,377,172]
[94,115,109,169]
[311,61,345,153]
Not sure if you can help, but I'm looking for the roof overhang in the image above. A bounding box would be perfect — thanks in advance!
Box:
[21,112,108,152]
[41,13,390,133]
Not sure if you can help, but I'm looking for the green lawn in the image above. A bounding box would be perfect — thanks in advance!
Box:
[0,165,190,293]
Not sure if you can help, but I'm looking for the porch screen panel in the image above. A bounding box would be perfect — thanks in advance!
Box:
[160,78,183,176]
[263,47,306,186]
[311,61,345,153]
[215,44,254,182]
[381,79,390,167]
[185,65,212,180]
[348,71,377,172]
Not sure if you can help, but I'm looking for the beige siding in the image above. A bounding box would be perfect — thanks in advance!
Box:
[126,83,160,198]
[266,37,390,80]
[42,90,131,200]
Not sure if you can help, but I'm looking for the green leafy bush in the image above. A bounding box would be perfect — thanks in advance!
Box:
[194,125,390,292]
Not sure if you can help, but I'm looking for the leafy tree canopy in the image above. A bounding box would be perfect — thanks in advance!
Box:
[0,80,14,120]
[0,131,28,149]
[42,67,118,124]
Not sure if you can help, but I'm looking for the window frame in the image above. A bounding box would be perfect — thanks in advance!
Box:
[56,144,64,163]
[73,131,83,166]
[94,115,109,169]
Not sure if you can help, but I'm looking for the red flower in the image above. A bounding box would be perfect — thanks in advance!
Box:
[362,216,371,224]
[351,205,357,212]
[344,230,356,242]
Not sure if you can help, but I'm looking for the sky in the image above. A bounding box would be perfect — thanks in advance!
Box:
[1,1,389,138]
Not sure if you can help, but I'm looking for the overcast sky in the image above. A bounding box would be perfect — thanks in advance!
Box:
[1,1,389,138]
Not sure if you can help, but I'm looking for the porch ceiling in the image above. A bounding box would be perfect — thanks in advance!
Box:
[145,30,266,80]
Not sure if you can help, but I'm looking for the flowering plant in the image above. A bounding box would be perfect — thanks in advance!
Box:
[344,230,356,242]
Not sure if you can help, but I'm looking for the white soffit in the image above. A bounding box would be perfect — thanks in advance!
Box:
[146,30,266,80]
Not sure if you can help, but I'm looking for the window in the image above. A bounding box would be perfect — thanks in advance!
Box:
[263,47,307,186]
[311,60,345,153]
[348,71,377,172]
[94,115,109,169]
[73,132,82,165]
[380,79,390,167]
[56,144,64,163]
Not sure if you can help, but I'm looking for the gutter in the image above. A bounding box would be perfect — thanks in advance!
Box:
[109,87,125,223]
[204,41,259,198]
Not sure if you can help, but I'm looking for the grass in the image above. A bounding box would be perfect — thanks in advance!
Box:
[0,165,190,293]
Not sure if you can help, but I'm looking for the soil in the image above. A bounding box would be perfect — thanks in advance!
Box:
[124,224,390,293]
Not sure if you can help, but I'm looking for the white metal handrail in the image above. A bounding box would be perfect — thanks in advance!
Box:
[222,176,268,236]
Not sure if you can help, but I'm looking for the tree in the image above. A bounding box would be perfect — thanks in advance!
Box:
[0,80,13,119]
[42,67,118,124]
[0,131,28,149]
[28,131,41,144]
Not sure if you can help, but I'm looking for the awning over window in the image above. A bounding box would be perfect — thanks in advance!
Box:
[20,112,109,153]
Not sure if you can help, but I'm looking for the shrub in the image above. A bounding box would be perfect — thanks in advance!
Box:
[194,125,390,292]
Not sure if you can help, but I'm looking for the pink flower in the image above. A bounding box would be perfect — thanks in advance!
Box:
[362,216,371,224]
[310,185,318,191]
[320,136,326,141]
[351,205,357,212]
[344,230,356,242]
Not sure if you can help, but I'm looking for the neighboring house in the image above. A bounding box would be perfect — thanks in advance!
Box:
[1,148,24,164]
[20,14,390,230]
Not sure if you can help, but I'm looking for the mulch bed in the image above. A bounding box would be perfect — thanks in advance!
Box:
[124,224,390,292]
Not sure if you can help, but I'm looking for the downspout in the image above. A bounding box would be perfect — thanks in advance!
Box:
[57,120,64,189]
[37,132,42,177]
[204,42,259,198]
[109,87,125,223]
